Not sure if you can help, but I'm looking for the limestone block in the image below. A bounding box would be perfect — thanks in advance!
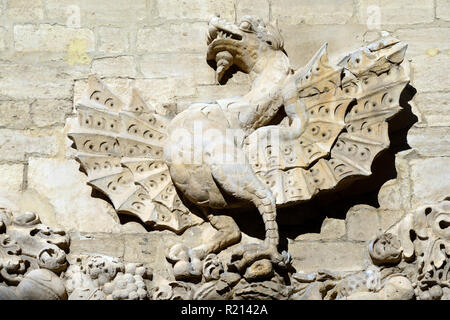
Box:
[91,56,137,78]
[294,218,346,241]
[411,55,450,93]
[0,62,73,100]
[410,157,450,207]
[98,27,130,54]
[413,92,450,127]
[0,164,24,192]
[30,99,73,127]
[272,0,353,25]
[69,233,125,258]
[294,233,322,241]
[319,218,346,240]
[0,100,31,129]
[6,0,43,21]
[378,209,405,232]
[45,0,147,26]
[279,24,366,69]
[73,78,132,105]
[140,53,215,85]
[394,28,450,58]
[154,0,235,21]
[407,126,450,157]
[176,83,251,112]
[377,152,412,210]
[137,22,207,53]
[74,77,197,110]
[236,0,269,22]
[0,129,59,161]
[14,24,95,53]
[346,205,380,241]
[437,0,450,21]
[27,158,122,233]
[357,0,434,26]
[289,242,368,272]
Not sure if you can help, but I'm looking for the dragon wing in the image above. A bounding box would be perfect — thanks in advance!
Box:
[68,76,203,233]
[245,37,409,206]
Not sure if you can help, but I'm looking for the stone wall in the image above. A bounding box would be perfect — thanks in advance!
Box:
[0,0,449,274]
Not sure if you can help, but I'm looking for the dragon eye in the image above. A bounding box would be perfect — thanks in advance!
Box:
[240,21,252,31]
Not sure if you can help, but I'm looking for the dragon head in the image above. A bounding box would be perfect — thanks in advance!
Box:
[206,15,285,82]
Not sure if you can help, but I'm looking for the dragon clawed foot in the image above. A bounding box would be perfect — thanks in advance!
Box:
[228,243,291,281]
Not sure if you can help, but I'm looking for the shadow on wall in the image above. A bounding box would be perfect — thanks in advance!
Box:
[233,84,418,251]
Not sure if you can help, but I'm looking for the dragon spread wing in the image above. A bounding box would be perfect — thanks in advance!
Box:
[245,37,409,206]
[68,76,203,233]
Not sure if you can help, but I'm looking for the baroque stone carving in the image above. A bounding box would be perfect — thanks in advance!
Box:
[0,205,70,300]
[67,15,410,289]
[62,255,152,300]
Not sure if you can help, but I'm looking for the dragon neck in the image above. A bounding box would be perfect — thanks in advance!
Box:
[230,50,291,132]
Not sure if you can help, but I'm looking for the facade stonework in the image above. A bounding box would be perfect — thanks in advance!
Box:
[0,1,449,300]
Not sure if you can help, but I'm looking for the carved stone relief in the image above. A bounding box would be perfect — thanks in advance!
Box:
[0,206,70,299]
[66,15,410,286]
[2,14,440,301]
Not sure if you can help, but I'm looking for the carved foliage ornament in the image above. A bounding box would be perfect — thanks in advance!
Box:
[368,199,450,300]
[0,207,70,300]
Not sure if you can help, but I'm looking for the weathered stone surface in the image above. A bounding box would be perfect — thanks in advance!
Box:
[410,157,450,207]
[279,24,366,69]
[289,242,368,272]
[357,0,434,26]
[14,24,95,53]
[413,92,450,126]
[437,0,450,21]
[45,0,147,26]
[295,218,346,241]
[73,77,196,108]
[378,152,412,211]
[0,62,73,100]
[97,27,130,54]
[154,0,234,21]
[140,53,215,85]
[68,233,125,258]
[91,56,137,78]
[176,82,251,112]
[0,163,24,192]
[0,129,59,161]
[6,0,43,21]
[30,99,73,127]
[27,158,122,233]
[395,28,450,58]
[272,0,353,25]
[378,209,405,232]
[236,0,269,22]
[0,5,446,301]
[346,205,380,241]
[407,126,450,157]
[0,100,31,129]
[320,218,346,240]
[0,27,6,51]
[137,22,207,53]
[411,54,450,93]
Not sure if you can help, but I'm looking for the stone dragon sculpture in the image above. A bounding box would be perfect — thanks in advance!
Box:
[67,15,409,272]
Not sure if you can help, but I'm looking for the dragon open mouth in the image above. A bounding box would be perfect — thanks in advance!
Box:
[206,17,246,83]
[207,28,243,45]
